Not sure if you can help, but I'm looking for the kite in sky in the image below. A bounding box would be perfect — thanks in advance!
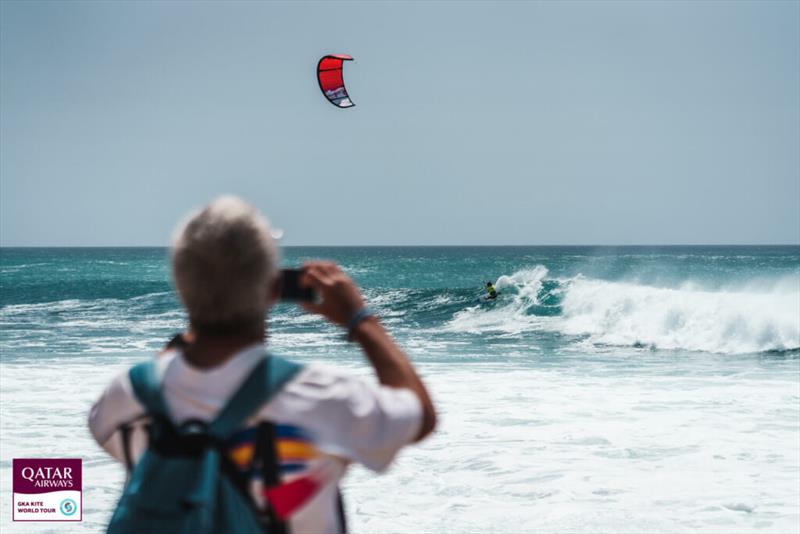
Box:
[317,54,355,108]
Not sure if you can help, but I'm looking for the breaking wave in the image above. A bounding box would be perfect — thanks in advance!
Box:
[448,266,800,354]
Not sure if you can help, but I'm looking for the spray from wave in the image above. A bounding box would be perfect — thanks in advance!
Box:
[446,266,553,335]
[448,266,800,354]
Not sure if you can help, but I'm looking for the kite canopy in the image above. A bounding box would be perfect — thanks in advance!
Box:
[317,54,355,108]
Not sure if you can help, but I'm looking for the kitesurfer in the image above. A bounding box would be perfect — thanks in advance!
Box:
[485,282,498,300]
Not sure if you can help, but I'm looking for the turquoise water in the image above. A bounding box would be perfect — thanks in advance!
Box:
[1,246,799,533]
[2,246,798,358]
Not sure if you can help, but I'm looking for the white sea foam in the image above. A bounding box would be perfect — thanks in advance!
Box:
[343,363,800,533]
[0,299,88,315]
[5,358,795,533]
[422,294,455,309]
[365,288,412,308]
[558,276,800,354]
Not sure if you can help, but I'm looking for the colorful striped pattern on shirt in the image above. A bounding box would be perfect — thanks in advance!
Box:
[225,423,327,519]
[226,424,318,476]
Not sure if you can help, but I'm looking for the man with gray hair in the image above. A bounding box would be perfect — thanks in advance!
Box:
[89,196,436,533]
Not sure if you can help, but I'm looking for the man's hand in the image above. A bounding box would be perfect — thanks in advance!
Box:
[300,261,365,326]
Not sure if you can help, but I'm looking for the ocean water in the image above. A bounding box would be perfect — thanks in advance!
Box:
[1,246,799,533]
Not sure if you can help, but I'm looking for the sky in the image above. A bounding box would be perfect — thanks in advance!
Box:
[1,0,798,246]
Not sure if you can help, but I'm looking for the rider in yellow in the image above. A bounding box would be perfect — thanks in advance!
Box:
[485,282,498,300]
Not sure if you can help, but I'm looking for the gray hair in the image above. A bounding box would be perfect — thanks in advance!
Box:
[171,196,279,333]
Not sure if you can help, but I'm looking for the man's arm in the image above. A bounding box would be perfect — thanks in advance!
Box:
[351,317,437,441]
[301,262,437,441]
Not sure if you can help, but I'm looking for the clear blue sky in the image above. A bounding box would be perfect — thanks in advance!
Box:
[1,0,798,246]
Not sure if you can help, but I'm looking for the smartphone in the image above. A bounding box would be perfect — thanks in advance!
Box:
[279,268,317,302]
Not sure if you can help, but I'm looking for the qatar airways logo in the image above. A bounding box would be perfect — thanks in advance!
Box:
[13,459,82,522]
[20,465,76,488]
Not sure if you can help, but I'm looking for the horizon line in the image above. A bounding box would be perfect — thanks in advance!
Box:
[2,243,799,249]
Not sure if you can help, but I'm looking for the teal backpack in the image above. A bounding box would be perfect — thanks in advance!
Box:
[108,354,302,534]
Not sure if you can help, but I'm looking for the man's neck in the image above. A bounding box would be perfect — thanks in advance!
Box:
[182,328,266,369]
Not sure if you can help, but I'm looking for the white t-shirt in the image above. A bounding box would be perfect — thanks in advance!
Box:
[88,344,422,534]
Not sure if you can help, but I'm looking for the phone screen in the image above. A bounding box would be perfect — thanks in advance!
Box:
[279,269,317,302]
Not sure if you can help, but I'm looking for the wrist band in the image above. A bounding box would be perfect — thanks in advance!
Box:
[346,308,374,341]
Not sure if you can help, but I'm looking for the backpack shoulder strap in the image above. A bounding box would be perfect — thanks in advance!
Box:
[128,360,170,417]
[209,354,303,440]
